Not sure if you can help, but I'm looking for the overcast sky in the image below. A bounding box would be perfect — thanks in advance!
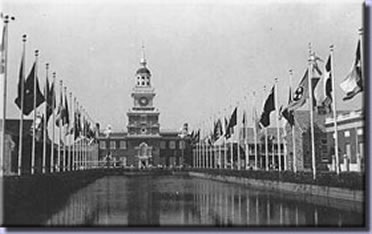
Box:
[2,0,364,132]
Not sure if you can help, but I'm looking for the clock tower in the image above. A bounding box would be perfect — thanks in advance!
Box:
[127,54,160,136]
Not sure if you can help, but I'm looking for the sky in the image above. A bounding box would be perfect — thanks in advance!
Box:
[1,0,364,133]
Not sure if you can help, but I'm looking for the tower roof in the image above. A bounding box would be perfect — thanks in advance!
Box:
[136,67,151,75]
[136,43,151,75]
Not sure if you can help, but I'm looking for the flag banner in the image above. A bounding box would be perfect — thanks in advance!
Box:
[287,70,309,111]
[46,79,56,121]
[213,119,223,141]
[55,91,64,126]
[320,54,332,113]
[311,77,320,108]
[74,112,81,140]
[63,93,70,126]
[281,87,295,127]
[259,85,275,128]
[224,117,228,135]
[340,40,363,101]
[15,62,45,115]
[0,24,5,75]
[225,107,237,139]
[14,52,25,112]
[30,113,44,142]
[242,110,246,139]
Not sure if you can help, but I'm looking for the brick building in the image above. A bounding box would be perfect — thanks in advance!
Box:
[97,56,191,168]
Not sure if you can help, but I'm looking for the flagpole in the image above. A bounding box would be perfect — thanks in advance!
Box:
[289,69,297,173]
[76,101,79,170]
[82,107,86,170]
[252,91,258,170]
[223,109,227,169]
[205,119,209,169]
[17,35,26,176]
[229,106,233,170]
[0,15,13,177]
[275,78,282,171]
[58,80,62,172]
[51,72,56,173]
[244,96,249,170]
[359,28,364,89]
[62,86,67,172]
[218,112,222,169]
[329,45,340,174]
[68,92,72,171]
[72,97,76,171]
[263,86,269,171]
[42,63,49,174]
[308,43,317,180]
[237,102,241,171]
[31,50,39,175]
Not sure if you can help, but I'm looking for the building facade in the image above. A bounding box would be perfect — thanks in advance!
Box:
[325,110,364,172]
[97,56,191,168]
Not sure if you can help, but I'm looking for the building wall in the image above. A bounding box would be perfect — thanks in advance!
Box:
[326,122,364,172]
[98,136,189,167]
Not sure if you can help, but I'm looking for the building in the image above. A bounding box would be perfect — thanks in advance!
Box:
[283,111,330,172]
[325,110,364,172]
[97,55,191,168]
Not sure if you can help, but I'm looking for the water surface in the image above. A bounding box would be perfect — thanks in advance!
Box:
[44,175,364,227]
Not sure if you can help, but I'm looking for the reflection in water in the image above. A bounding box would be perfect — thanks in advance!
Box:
[44,175,363,226]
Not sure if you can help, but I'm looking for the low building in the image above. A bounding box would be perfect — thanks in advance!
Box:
[325,110,364,172]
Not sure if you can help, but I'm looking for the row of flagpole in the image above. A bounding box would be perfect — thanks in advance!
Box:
[190,29,364,179]
[1,14,99,176]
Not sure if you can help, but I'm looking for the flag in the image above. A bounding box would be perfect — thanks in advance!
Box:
[194,129,200,143]
[225,107,237,139]
[15,62,45,115]
[340,40,363,100]
[213,119,223,140]
[55,91,64,126]
[242,110,247,139]
[14,51,25,111]
[0,23,5,74]
[74,111,81,139]
[259,86,275,128]
[45,78,56,122]
[287,70,309,111]
[63,93,70,126]
[320,54,332,113]
[281,87,295,127]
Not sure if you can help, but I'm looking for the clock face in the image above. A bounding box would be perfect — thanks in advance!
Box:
[139,97,149,106]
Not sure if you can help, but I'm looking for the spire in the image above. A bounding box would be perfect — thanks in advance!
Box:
[140,42,147,67]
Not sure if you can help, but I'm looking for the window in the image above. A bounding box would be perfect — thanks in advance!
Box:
[169,141,176,149]
[142,81,145,86]
[344,131,350,137]
[120,141,126,149]
[359,142,364,159]
[99,141,106,149]
[160,141,166,149]
[179,141,185,150]
[110,141,116,150]
[357,128,363,136]
[345,143,352,162]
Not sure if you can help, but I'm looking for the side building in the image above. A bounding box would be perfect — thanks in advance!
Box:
[325,110,364,172]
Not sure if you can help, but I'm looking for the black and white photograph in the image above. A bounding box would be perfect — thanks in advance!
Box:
[0,0,368,229]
